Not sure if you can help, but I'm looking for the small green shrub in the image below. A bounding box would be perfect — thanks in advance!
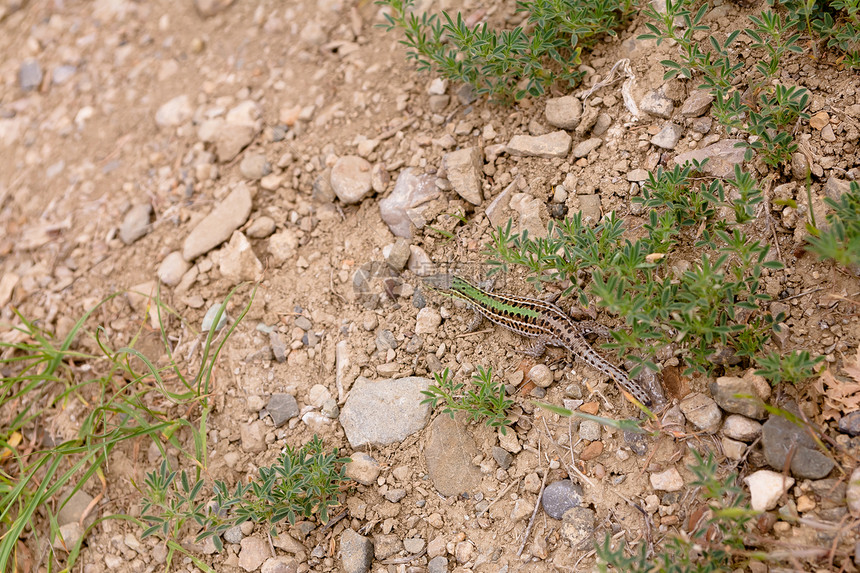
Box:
[778,0,860,67]
[422,366,514,433]
[377,0,636,101]
[806,181,860,267]
[755,349,825,385]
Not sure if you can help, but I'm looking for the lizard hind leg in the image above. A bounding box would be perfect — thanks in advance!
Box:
[466,307,483,332]
[516,337,550,358]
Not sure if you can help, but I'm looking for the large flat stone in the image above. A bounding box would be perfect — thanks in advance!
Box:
[673,139,745,178]
[182,185,253,261]
[340,377,431,448]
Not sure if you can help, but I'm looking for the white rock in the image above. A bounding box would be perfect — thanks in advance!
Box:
[415,307,441,335]
[155,95,193,127]
[330,155,373,204]
[268,230,298,265]
[650,467,684,492]
[744,470,794,511]
[157,252,191,286]
[442,147,483,205]
[218,231,263,282]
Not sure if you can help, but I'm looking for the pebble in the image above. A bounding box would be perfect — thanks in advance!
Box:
[579,419,601,441]
[809,111,829,130]
[340,377,431,448]
[528,364,553,388]
[722,414,762,442]
[200,302,227,332]
[331,156,373,204]
[627,168,648,182]
[679,392,721,433]
[379,168,440,238]
[761,403,834,479]
[721,436,746,460]
[183,184,253,261]
[18,59,43,91]
[651,123,683,150]
[545,95,582,130]
[345,452,381,486]
[744,470,794,511]
[58,489,95,526]
[825,177,852,201]
[219,231,263,282]
[428,95,449,113]
[791,152,810,180]
[510,499,533,522]
[847,466,860,516]
[839,412,860,436]
[246,216,276,239]
[308,384,333,408]
[424,413,482,496]
[415,307,441,335]
[498,427,521,453]
[266,394,298,427]
[492,445,512,469]
[157,251,191,286]
[194,0,236,17]
[639,89,674,119]
[55,522,84,552]
[384,238,411,271]
[428,556,448,573]
[821,124,836,142]
[155,95,193,128]
[119,203,153,245]
[261,557,298,573]
[268,230,299,265]
[673,139,744,178]
[239,153,271,180]
[561,507,594,550]
[506,131,572,158]
[240,420,266,453]
[580,441,603,460]
[224,525,245,544]
[650,467,683,491]
[575,105,599,136]
[542,480,584,519]
[441,147,483,205]
[709,376,766,420]
[592,113,612,136]
[404,537,425,554]
[52,65,76,85]
[407,245,435,277]
[680,90,713,117]
[572,137,603,158]
[238,536,269,572]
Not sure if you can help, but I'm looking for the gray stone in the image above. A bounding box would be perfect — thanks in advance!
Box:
[384,238,411,271]
[312,169,336,203]
[403,538,425,554]
[762,403,835,479]
[428,94,450,113]
[572,137,602,158]
[261,557,298,573]
[825,177,853,202]
[215,124,257,163]
[542,480,583,519]
[673,140,745,178]
[428,556,448,573]
[238,536,268,572]
[224,525,245,544]
[52,65,76,85]
[680,90,713,117]
[54,522,84,552]
[155,95,193,128]
[267,394,298,427]
[492,445,512,469]
[442,147,483,205]
[627,168,649,182]
[157,251,191,286]
[201,303,227,331]
[651,123,684,150]
[424,413,482,496]
[679,392,721,433]
[183,185,252,260]
[345,452,381,486]
[331,156,373,204]
[506,131,572,158]
[561,507,594,550]
[219,231,263,282]
[120,203,153,245]
[579,420,601,441]
[639,89,674,119]
[792,152,810,180]
[545,95,582,130]
[839,411,860,436]
[708,376,766,420]
[58,489,95,526]
[378,168,440,239]
[340,377,431,448]
[239,153,271,180]
[722,414,762,442]
[19,59,43,91]
[373,534,402,560]
[339,529,374,573]
[592,113,612,136]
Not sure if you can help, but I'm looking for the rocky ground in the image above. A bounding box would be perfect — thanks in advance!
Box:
[2,0,860,571]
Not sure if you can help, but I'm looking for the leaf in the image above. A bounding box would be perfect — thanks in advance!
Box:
[811,369,860,421]
[844,345,860,384]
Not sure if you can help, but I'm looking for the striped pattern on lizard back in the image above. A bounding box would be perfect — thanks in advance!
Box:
[428,275,652,407]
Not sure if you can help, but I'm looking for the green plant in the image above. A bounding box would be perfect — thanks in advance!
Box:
[377,0,635,101]
[485,165,783,377]
[778,0,860,66]
[597,452,764,572]
[755,349,825,384]
[422,366,514,433]
[806,181,860,267]
[199,436,349,551]
[0,285,254,572]
[141,461,209,549]
[640,2,809,168]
